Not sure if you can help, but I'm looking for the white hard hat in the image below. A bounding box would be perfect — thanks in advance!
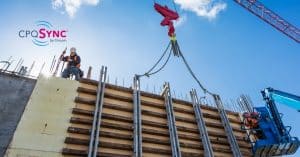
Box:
[70,47,76,53]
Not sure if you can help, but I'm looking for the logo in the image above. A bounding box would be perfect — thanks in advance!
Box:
[18,21,67,46]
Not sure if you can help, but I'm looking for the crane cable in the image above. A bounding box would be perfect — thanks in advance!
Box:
[137,39,214,96]
[152,0,178,14]
[176,41,214,95]
[137,41,172,78]
[146,47,172,76]
[171,0,178,14]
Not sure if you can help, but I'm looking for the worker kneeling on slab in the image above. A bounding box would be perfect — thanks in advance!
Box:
[60,47,83,81]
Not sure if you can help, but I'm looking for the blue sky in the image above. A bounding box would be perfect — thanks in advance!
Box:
[0,0,299,156]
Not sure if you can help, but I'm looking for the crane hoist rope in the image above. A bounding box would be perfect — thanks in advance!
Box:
[137,42,171,78]
[146,46,172,76]
[137,37,212,96]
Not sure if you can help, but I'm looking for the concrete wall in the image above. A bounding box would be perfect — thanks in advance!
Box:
[0,73,36,157]
[4,76,79,157]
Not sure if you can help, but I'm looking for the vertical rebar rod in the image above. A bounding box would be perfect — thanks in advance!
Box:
[13,58,22,73]
[0,61,11,72]
[17,59,24,74]
[39,62,45,76]
[87,66,92,79]
[27,61,35,76]
[1,56,12,70]
[50,55,56,72]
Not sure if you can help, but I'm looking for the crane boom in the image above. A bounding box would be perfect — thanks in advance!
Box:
[234,0,300,43]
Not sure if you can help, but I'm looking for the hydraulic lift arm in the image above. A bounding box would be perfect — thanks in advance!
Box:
[264,88,300,112]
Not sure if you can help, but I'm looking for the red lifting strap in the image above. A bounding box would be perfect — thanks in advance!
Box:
[154,3,179,37]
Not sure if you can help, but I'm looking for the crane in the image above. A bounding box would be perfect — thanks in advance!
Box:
[242,88,300,157]
[233,0,300,43]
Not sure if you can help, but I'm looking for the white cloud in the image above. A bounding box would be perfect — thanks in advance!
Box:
[174,14,187,28]
[174,0,226,20]
[52,0,100,18]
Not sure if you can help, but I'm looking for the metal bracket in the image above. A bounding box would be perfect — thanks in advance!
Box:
[133,75,142,157]
[170,39,181,57]
[162,82,181,157]
[213,94,243,157]
[88,66,107,157]
[190,89,214,157]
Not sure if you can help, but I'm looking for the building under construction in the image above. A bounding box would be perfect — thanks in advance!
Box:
[1,0,300,156]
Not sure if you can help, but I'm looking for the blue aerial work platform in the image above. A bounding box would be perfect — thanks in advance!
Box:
[242,88,300,157]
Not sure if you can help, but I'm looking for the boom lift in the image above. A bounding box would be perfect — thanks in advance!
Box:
[242,88,300,156]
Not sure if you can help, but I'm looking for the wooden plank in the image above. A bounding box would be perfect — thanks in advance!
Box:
[62,148,131,157]
[65,137,132,150]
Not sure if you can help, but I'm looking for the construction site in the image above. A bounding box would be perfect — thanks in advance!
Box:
[0,0,300,157]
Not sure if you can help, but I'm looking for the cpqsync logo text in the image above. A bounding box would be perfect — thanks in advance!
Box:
[18,21,67,46]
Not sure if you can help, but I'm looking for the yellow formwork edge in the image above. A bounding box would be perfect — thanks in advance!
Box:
[5,75,79,157]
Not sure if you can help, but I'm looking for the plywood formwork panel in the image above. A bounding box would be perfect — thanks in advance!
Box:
[80,83,97,90]
[98,147,132,156]
[143,125,168,133]
[100,127,132,135]
[70,123,92,130]
[65,144,88,150]
[143,153,170,157]
[142,105,166,113]
[72,114,93,120]
[105,98,133,109]
[143,133,170,141]
[102,108,132,118]
[174,111,196,119]
[141,96,164,104]
[143,143,171,150]
[171,95,252,156]
[78,92,96,100]
[180,147,202,153]
[68,133,90,140]
[105,88,132,98]
[63,80,135,157]
[75,103,94,111]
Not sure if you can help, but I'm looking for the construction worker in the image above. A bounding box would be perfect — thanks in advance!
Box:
[60,47,82,81]
[243,112,259,129]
